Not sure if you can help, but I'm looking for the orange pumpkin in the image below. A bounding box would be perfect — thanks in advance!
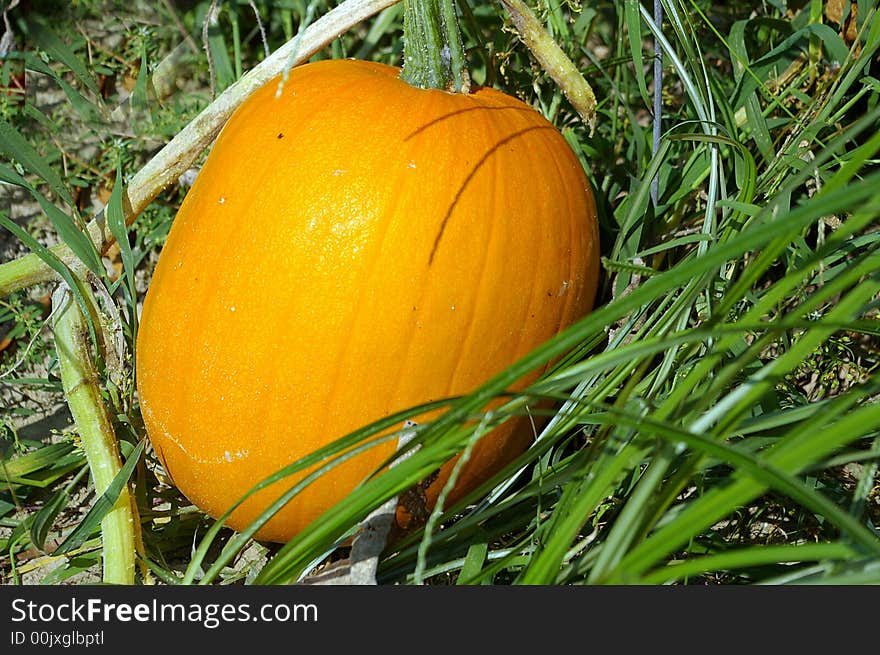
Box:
[136,59,600,542]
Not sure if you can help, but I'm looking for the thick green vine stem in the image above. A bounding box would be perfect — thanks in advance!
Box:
[401,0,470,93]
[52,282,138,585]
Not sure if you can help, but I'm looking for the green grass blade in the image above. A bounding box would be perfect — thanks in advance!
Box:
[28,18,102,97]
[641,543,859,584]
[106,162,138,344]
[0,213,98,335]
[611,390,880,581]
[623,0,651,108]
[457,542,489,584]
[0,118,74,207]
[0,443,76,482]
[29,490,72,552]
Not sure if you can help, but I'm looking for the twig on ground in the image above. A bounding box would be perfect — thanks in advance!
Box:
[498,0,598,130]
[303,421,419,585]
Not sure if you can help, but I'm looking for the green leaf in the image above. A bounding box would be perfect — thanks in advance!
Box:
[624,0,652,108]
[0,174,104,279]
[129,43,152,126]
[23,53,103,124]
[612,390,880,581]
[106,162,138,342]
[36,198,105,280]
[30,490,72,552]
[636,233,712,257]
[28,18,102,97]
[640,543,859,584]
[0,118,74,207]
[204,7,236,92]
[53,439,145,556]
[0,442,76,481]
[0,213,100,348]
[751,23,851,68]
[457,542,489,584]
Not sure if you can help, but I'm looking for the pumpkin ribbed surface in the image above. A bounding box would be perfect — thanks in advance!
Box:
[136,59,600,542]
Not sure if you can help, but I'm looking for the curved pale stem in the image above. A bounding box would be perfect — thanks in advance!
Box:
[499,0,598,129]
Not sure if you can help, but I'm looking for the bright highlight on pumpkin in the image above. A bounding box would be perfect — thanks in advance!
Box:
[136,58,600,542]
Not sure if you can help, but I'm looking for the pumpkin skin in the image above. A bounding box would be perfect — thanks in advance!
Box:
[136,59,600,542]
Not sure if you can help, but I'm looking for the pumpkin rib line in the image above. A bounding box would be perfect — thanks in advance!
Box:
[429,109,518,498]
[507,157,550,381]
[542,130,582,342]
[168,141,281,462]
[428,125,556,265]
[377,91,454,428]
[442,111,507,402]
[314,85,429,451]
[444,116,556,491]
[434,126,555,498]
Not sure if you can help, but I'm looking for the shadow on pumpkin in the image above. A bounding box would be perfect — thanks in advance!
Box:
[427,124,557,264]
[403,104,564,264]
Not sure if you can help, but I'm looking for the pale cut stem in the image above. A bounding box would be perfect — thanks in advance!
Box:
[52,282,137,584]
[498,0,598,130]
[0,0,400,297]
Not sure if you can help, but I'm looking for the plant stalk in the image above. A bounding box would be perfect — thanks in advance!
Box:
[400,0,470,92]
[52,282,137,584]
